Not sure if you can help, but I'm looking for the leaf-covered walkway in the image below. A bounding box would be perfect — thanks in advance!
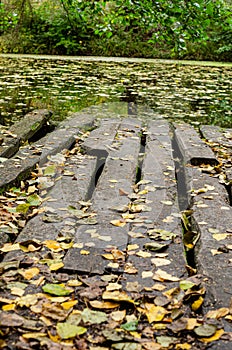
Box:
[0,104,232,349]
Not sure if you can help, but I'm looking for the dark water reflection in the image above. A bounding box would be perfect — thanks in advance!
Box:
[0,57,231,127]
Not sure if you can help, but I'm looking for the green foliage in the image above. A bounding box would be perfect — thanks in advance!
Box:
[0,0,231,60]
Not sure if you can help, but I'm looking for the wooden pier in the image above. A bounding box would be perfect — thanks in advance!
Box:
[0,103,231,349]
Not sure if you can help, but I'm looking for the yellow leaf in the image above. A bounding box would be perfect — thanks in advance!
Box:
[142,271,154,279]
[46,296,70,303]
[49,262,64,271]
[211,249,223,256]
[136,250,152,258]
[175,343,191,349]
[129,331,141,338]
[102,253,114,260]
[67,280,82,287]
[80,249,90,255]
[145,304,167,323]
[151,283,166,291]
[60,241,74,250]
[2,304,15,311]
[43,240,62,251]
[191,296,204,311]
[0,243,20,252]
[111,310,126,321]
[11,287,25,296]
[61,300,78,310]
[206,308,229,319]
[124,263,138,274]
[200,329,224,343]
[89,300,119,309]
[122,213,135,220]
[39,315,53,326]
[102,290,134,303]
[186,318,199,330]
[19,267,40,280]
[153,269,180,282]
[109,179,118,183]
[110,220,126,227]
[151,258,171,267]
[127,244,139,251]
[73,243,83,248]
[212,233,228,241]
[22,333,47,339]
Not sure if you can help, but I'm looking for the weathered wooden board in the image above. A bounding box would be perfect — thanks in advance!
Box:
[124,120,186,290]
[0,109,51,158]
[189,169,232,309]
[174,123,218,165]
[64,119,142,274]
[200,125,232,149]
[0,113,95,191]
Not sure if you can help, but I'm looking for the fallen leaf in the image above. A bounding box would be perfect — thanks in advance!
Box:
[142,271,154,279]
[191,296,204,311]
[179,280,196,290]
[206,308,229,319]
[111,310,126,322]
[19,267,40,280]
[110,220,126,227]
[151,258,171,267]
[194,324,217,337]
[121,320,138,331]
[42,284,73,296]
[81,308,108,324]
[102,290,134,303]
[136,250,151,258]
[57,322,86,339]
[199,329,224,343]
[80,249,90,255]
[49,262,64,271]
[43,240,62,251]
[145,304,167,323]
[212,233,228,241]
[61,300,78,310]
[89,300,119,309]
[153,269,180,282]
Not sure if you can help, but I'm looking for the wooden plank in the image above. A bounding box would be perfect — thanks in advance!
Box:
[124,120,186,290]
[200,125,232,149]
[0,109,51,158]
[64,119,142,274]
[4,153,98,262]
[0,113,95,191]
[174,123,218,165]
[187,168,232,308]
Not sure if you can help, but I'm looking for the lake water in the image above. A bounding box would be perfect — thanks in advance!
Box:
[0,55,231,127]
